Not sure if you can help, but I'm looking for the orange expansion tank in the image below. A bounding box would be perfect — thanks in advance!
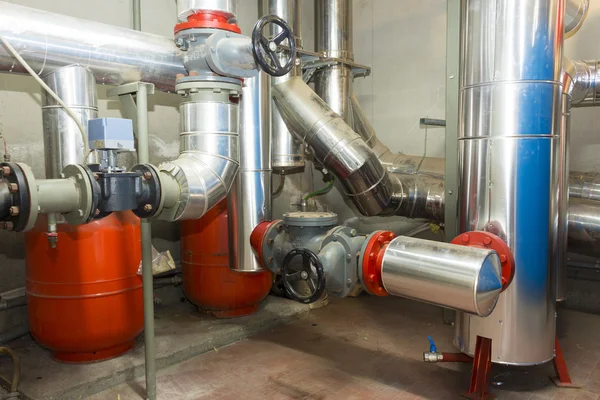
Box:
[25,211,143,363]
[181,200,272,318]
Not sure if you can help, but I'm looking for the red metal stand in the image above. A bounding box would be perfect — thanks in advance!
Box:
[462,336,494,400]
[551,336,581,389]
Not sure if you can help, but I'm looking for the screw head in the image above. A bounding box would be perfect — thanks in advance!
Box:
[300,271,309,280]
[1,166,11,176]
[93,173,99,181]
[267,238,274,246]
[461,234,470,244]
[143,204,153,212]
[9,206,19,216]
[95,209,100,217]
[483,236,492,246]
[267,257,274,264]
[8,183,17,193]
[143,172,152,180]
[3,221,13,231]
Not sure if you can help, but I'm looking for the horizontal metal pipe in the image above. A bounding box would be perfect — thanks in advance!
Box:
[569,171,600,201]
[568,198,600,259]
[0,1,185,92]
[381,236,503,317]
[273,77,393,216]
[36,179,80,214]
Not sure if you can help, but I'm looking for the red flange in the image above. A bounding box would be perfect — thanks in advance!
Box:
[250,220,280,268]
[175,11,241,34]
[361,231,396,297]
[451,231,515,292]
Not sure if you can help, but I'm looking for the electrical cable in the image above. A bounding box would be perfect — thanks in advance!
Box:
[0,35,90,157]
[304,176,335,201]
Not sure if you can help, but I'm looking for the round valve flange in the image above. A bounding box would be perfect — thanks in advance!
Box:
[359,231,397,297]
[251,15,297,77]
[175,11,241,34]
[451,231,515,292]
[281,248,326,304]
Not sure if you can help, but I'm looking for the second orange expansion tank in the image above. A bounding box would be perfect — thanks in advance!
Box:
[181,200,272,318]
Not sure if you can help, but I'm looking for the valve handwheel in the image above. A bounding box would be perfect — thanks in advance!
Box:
[281,248,326,304]
[252,15,297,77]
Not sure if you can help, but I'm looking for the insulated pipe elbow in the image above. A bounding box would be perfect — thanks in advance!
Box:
[272,77,393,216]
[157,89,240,221]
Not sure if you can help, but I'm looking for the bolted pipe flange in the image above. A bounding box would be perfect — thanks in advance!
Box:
[358,230,397,296]
[250,220,283,273]
[451,231,515,292]
[0,162,37,232]
[131,164,162,219]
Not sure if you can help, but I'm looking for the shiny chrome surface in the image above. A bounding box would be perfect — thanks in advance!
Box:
[568,198,600,259]
[456,0,563,365]
[564,58,600,107]
[229,74,272,272]
[556,94,571,302]
[42,65,98,179]
[273,77,393,216]
[177,0,237,22]
[314,66,354,125]
[264,0,305,169]
[381,236,502,317]
[315,0,353,60]
[565,0,589,38]
[314,0,354,125]
[0,1,185,92]
[569,171,600,201]
[158,89,240,221]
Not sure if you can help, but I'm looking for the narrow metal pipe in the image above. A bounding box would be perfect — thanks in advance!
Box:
[569,171,600,201]
[263,0,305,170]
[456,0,564,365]
[133,0,141,31]
[135,84,156,400]
[381,236,503,317]
[228,73,272,272]
[0,1,185,92]
[42,65,98,179]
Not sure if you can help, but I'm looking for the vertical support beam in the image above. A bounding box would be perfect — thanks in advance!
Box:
[133,0,141,31]
[108,81,156,400]
[444,0,460,241]
[443,0,461,327]
[552,336,581,388]
[464,336,493,400]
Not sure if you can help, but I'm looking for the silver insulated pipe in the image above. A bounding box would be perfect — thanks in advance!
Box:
[263,0,305,170]
[456,0,563,365]
[381,237,503,317]
[0,1,185,92]
[157,84,240,221]
[42,65,98,179]
[228,73,272,272]
[273,77,394,216]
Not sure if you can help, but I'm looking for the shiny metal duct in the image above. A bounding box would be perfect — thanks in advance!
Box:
[314,0,354,125]
[456,0,563,365]
[0,1,185,92]
[228,73,272,272]
[555,92,571,303]
[177,0,238,22]
[273,77,393,216]
[568,198,600,259]
[263,0,305,170]
[42,65,98,179]
[565,0,589,38]
[381,236,503,317]
[564,58,600,107]
[158,87,240,221]
[569,171,600,201]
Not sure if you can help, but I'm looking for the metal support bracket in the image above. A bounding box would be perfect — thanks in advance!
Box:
[552,336,581,389]
[108,82,156,136]
[463,336,494,400]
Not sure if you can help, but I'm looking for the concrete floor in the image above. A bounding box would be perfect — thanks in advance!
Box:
[91,295,600,400]
[0,295,310,400]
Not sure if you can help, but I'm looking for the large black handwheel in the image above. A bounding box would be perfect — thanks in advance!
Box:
[252,15,297,77]
[281,248,326,304]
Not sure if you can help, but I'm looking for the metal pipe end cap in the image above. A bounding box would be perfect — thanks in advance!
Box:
[474,253,503,317]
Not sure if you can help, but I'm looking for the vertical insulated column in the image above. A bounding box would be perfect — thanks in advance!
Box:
[455,0,563,365]
[229,73,272,272]
[42,65,98,178]
[314,0,354,126]
[264,0,305,169]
